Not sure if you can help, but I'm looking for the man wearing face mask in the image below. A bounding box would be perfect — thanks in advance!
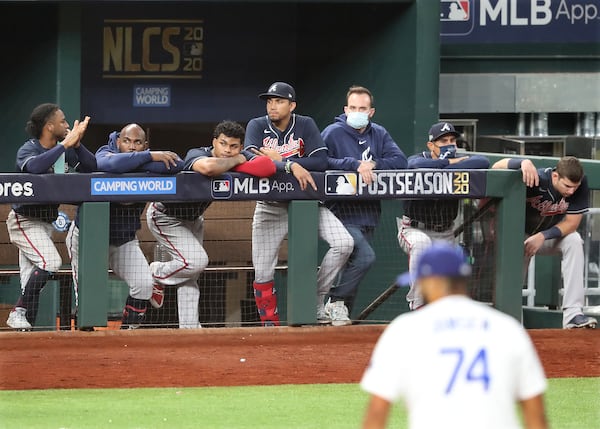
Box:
[323,86,407,325]
[397,122,489,311]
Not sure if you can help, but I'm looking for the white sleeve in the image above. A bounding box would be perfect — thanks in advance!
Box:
[360,320,409,403]
[515,328,547,400]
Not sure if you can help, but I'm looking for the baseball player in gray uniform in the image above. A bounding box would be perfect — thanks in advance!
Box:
[6,104,94,330]
[146,120,276,329]
[492,156,597,329]
[244,82,354,326]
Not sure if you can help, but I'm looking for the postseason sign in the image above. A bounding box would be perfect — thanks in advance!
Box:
[0,170,487,204]
[324,170,483,199]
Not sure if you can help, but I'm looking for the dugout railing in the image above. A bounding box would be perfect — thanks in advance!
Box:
[5,157,599,330]
[0,166,533,330]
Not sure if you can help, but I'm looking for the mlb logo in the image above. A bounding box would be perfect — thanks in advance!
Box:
[211,175,232,199]
[440,0,474,36]
[325,173,357,196]
[440,0,469,21]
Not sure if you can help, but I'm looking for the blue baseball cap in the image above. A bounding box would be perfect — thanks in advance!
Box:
[397,242,472,285]
[428,122,460,141]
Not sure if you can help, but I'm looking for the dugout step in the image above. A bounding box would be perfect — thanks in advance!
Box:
[523,306,599,329]
[523,307,562,329]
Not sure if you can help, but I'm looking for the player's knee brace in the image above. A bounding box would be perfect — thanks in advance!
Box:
[253,281,280,326]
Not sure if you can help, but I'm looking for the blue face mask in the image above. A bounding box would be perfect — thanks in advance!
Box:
[346,111,369,129]
[438,144,457,160]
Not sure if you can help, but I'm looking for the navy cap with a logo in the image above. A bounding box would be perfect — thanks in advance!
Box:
[428,122,460,141]
[259,82,296,101]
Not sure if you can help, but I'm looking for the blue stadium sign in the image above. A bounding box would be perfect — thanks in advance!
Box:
[441,0,600,43]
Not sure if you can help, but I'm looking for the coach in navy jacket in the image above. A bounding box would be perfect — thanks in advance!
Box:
[322,86,407,323]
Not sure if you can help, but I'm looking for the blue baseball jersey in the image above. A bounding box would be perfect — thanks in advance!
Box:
[525,167,589,235]
[13,138,96,221]
[244,113,328,172]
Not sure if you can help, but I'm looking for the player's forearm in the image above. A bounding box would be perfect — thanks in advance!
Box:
[293,155,327,172]
[193,155,244,176]
[24,145,65,173]
[362,396,390,429]
[73,145,97,172]
[520,395,548,429]
[553,215,582,236]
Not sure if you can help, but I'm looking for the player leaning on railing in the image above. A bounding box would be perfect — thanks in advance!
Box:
[146,120,276,329]
[397,122,490,311]
[67,123,184,329]
[6,103,95,331]
[492,155,597,329]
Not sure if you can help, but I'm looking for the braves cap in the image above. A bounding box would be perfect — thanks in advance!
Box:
[428,122,460,141]
[259,82,296,101]
[396,241,472,285]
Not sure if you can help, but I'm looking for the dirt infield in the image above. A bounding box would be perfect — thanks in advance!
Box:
[0,326,598,390]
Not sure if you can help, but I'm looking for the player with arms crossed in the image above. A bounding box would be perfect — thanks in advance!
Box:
[67,123,184,329]
[322,85,407,325]
[361,241,548,429]
[397,122,489,310]
[492,156,597,329]
[6,103,94,330]
[244,82,354,326]
[146,120,276,328]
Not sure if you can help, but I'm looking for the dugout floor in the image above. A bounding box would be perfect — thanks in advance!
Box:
[0,325,598,390]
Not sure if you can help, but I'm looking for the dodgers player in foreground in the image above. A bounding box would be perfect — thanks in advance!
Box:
[492,156,597,329]
[361,242,548,429]
[146,120,276,328]
[244,82,354,325]
[6,103,95,330]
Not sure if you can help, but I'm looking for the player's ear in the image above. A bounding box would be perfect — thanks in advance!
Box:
[289,101,297,112]
[426,141,435,151]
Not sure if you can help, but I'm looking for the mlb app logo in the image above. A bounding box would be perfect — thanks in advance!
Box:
[325,173,357,196]
[211,175,232,199]
[440,0,474,36]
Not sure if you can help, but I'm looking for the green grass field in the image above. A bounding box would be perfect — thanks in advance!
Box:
[0,378,598,429]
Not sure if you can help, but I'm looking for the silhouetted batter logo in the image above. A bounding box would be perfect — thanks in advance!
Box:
[325,173,357,196]
[211,174,232,199]
[440,0,474,36]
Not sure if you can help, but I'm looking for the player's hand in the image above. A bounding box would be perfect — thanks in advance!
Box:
[291,163,317,191]
[524,233,545,258]
[252,147,283,162]
[520,159,539,187]
[150,151,182,169]
[357,160,376,185]
[62,116,90,148]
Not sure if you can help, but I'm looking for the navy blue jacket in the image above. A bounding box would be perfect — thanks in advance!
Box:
[93,131,185,246]
[322,114,408,226]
